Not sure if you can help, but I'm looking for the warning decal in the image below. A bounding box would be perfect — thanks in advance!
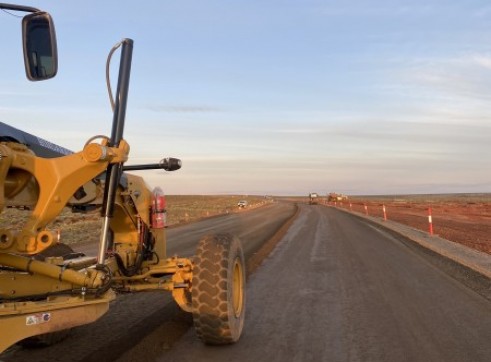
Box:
[26,313,51,326]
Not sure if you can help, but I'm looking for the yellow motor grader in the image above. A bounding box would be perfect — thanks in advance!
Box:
[0,3,245,353]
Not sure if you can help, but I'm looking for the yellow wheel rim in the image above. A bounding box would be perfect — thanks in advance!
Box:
[232,257,244,318]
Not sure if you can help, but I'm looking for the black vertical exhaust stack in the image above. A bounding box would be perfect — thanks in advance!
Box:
[97,38,133,265]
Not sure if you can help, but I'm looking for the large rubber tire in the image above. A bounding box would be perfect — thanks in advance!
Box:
[192,233,246,344]
[18,330,71,348]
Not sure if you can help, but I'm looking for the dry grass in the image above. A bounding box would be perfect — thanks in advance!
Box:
[0,195,269,247]
[165,195,266,225]
[349,193,491,204]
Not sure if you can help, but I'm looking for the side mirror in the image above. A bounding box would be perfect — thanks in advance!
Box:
[22,12,58,81]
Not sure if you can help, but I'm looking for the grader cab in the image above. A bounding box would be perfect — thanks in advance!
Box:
[0,3,245,353]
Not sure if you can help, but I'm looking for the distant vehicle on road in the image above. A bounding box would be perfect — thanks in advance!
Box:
[238,200,248,208]
[309,193,319,205]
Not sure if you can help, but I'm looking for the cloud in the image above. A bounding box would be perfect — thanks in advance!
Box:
[471,54,491,69]
[273,128,319,134]
[142,104,222,113]
[398,54,491,102]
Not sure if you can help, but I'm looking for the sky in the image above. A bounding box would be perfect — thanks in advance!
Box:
[1,0,490,196]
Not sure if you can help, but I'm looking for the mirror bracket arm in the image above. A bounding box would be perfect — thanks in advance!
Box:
[0,4,41,13]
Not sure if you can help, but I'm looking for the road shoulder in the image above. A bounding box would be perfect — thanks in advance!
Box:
[330,205,491,299]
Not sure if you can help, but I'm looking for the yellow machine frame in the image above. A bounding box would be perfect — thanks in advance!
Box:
[0,3,246,353]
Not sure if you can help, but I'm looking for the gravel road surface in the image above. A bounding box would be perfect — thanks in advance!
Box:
[0,202,296,362]
[154,204,491,362]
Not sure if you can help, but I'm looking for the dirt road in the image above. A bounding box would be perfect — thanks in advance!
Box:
[154,204,491,362]
[1,202,296,362]
[75,202,293,259]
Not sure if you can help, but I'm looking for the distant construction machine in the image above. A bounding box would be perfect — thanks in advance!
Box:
[328,193,348,202]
